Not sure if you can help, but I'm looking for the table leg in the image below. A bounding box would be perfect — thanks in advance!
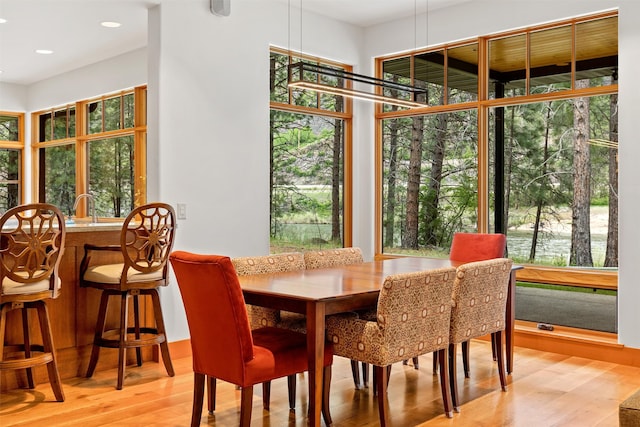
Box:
[506,270,516,374]
[306,301,325,427]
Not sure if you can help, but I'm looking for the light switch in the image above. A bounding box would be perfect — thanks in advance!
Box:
[177,203,187,220]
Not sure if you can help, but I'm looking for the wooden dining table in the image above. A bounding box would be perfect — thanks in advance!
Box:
[238,256,520,426]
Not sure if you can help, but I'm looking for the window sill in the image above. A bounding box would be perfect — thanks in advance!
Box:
[510,320,640,368]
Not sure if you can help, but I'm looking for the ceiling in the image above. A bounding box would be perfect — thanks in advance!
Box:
[0,0,468,86]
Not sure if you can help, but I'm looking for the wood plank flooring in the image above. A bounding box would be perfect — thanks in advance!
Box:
[2,340,640,426]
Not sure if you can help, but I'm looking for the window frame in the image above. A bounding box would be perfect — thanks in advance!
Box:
[31,86,147,218]
[0,111,25,208]
[374,11,618,291]
[269,47,354,248]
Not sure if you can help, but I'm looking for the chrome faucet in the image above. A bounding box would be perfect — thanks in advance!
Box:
[73,193,97,223]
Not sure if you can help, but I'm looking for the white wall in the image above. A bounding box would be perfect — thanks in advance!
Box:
[1,0,638,347]
[25,48,147,112]
[148,0,366,340]
[0,82,27,111]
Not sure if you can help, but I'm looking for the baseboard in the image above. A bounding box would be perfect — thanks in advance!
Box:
[513,320,640,367]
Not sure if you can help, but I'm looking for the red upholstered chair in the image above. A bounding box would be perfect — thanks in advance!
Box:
[448,258,513,411]
[202,253,305,414]
[0,203,66,401]
[428,232,507,374]
[449,232,507,263]
[169,251,333,427]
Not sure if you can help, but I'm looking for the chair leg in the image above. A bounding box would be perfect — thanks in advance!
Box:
[372,363,391,397]
[239,385,254,427]
[433,350,438,373]
[262,381,271,410]
[448,343,460,412]
[372,367,377,396]
[192,372,205,427]
[207,376,216,414]
[412,356,419,369]
[20,307,35,389]
[86,290,110,378]
[321,366,332,426]
[436,348,452,418]
[375,365,390,426]
[116,291,129,390]
[462,340,470,378]
[491,332,498,361]
[149,289,174,377]
[350,360,361,389]
[494,331,507,392]
[36,301,64,402]
[362,362,369,387]
[133,294,142,367]
[287,374,296,409]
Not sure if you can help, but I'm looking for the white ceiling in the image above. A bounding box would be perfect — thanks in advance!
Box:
[0,0,468,86]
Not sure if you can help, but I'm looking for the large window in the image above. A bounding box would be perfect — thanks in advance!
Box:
[0,113,23,211]
[33,86,147,218]
[270,48,352,253]
[377,12,618,332]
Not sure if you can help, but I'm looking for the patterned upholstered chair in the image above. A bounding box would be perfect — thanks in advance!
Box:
[424,232,507,374]
[0,203,66,402]
[206,253,305,412]
[326,267,457,425]
[446,232,507,376]
[232,252,305,330]
[448,258,513,412]
[303,247,369,388]
[169,251,333,427]
[303,247,364,270]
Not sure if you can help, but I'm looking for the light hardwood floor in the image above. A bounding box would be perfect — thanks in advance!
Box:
[2,340,640,426]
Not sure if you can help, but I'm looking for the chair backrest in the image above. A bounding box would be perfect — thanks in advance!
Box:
[374,267,456,364]
[0,203,66,299]
[449,232,506,263]
[121,202,176,283]
[169,251,254,381]
[304,247,363,270]
[449,258,513,345]
[232,252,305,276]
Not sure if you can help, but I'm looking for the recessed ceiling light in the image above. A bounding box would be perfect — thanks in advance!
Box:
[35,49,54,55]
[0,18,7,24]
[101,21,121,28]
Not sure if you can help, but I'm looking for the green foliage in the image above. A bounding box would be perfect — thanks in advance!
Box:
[270,109,344,247]
[88,136,134,218]
[42,145,76,215]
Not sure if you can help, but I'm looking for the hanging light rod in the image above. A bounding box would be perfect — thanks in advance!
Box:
[288,62,428,109]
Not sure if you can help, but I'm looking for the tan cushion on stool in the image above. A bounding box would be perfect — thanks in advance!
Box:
[2,273,61,294]
[83,263,163,284]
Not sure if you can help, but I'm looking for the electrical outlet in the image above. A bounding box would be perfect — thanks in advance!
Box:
[177,203,187,220]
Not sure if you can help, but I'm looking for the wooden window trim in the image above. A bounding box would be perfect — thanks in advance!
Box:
[0,111,25,205]
[31,85,147,217]
[269,47,354,247]
[374,12,619,291]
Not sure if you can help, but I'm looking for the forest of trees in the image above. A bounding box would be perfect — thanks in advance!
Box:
[269,76,618,267]
[383,79,618,267]
[38,94,136,218]
[0,116,21,211]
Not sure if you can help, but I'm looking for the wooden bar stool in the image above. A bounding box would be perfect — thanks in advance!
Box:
[79,202,176,389]
[0,203,66,401]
